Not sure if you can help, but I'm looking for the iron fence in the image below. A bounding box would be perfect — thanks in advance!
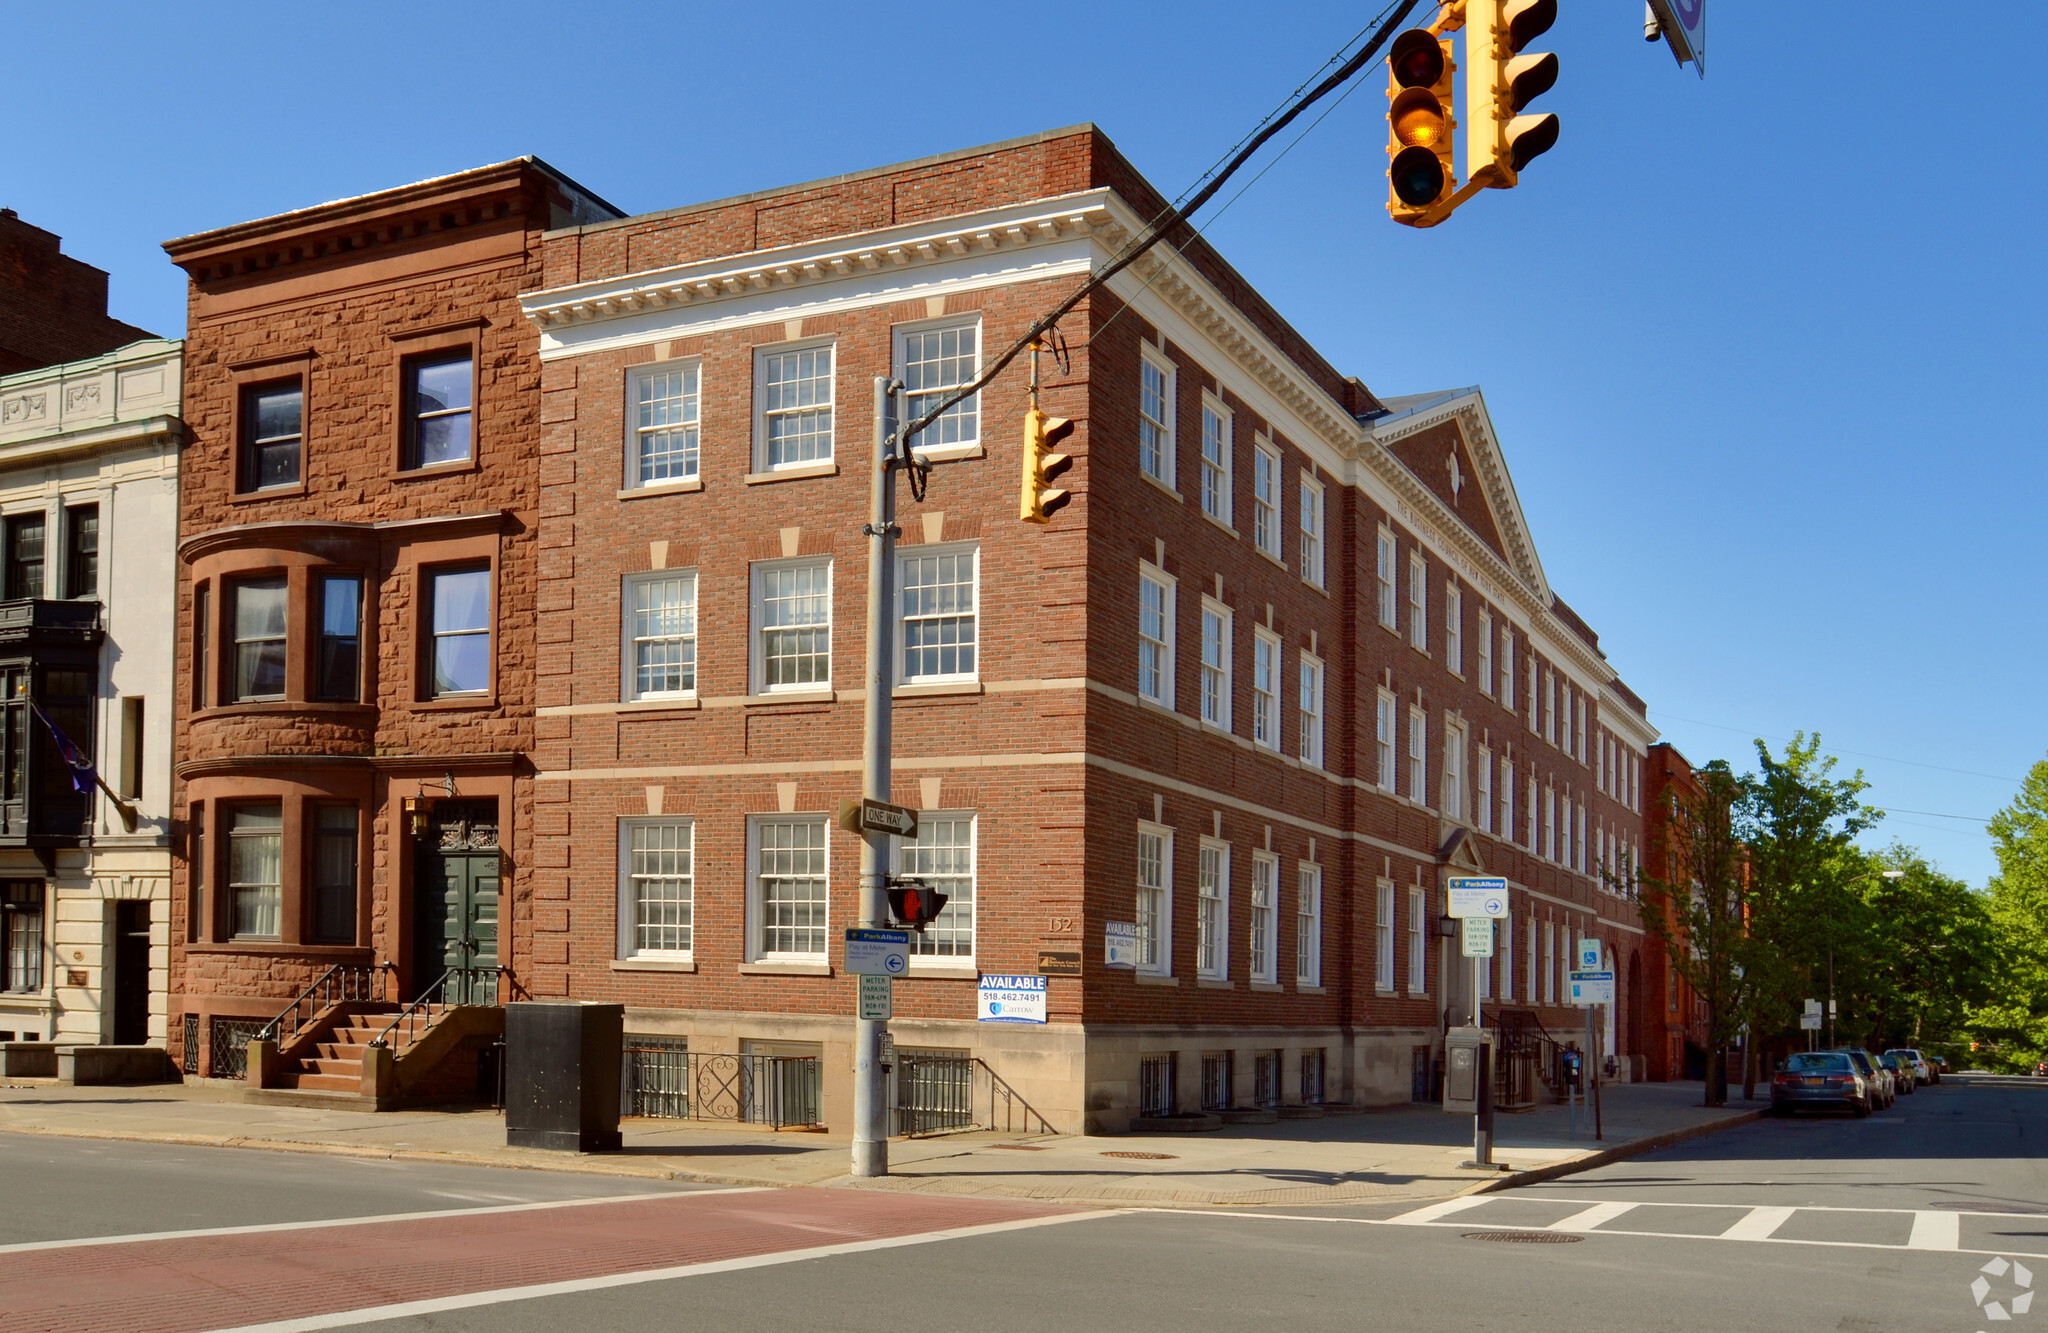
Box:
[1201,1052,1231,1110]
[1300,1048,1325,1104]
[618,1049,821,1129]
[1139,1053,1176,1117]
[181,1014,199,1075]
[1254,1052,1281,1108]
[209,1017,265,1080]
[894,1051,974,1136]
[624,1038,690,1119]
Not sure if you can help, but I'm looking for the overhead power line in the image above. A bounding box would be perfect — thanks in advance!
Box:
[1648,710,2028,786]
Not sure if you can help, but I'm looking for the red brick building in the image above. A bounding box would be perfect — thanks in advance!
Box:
[1637,740,1715,1081]
[0,209,154,376]
[515,126,1658,1130]
[162,161,620,1076]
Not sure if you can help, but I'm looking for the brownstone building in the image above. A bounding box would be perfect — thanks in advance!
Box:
[162,161,621,1078]
[1638,740,1715,1081]
[514,126,1658,1131]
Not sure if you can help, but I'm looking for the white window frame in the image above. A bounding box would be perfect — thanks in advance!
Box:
[1376,527,1398,629]
[1543,919,1556,1004]
[1199,598,1232,732]
[1575,799,1587,872]
[1407,886,1427,994]
[1478,608,1493,695]
[1297,862,1323,987]
[1476,745,1493,833]
[1526,774,1538,852]
[1199,394,1232,526]
[1197,837,1230,980]
[1446,583,1463,675]
[1408,705,1428,805]
[1527,660,1539,732]
[1543,787,1557,861]
[750,557,833,695]
[1502,759,1516,843]
[1375,689,1397,790]
[1408,553,1428,651]
[625,359,701,489]
[1545,669,1557,745]
[1528,913,1540,1004]
[1502,624,1517,713]
[1136,822,1174,977]
[1252,439,1282,561]
[1576,699,1588,765]
[1374,880,1396,991]
[1138,562,1176,708]
[618,817,694,961]
[1443,719,1467,821]
[1299,472,1325,589]
[1251,628,1281,751]
[1500,908,1515,1002]
[1250,851,1279,984]
[894,318,982,460]
[897,811,977,964]
[1298,652,1324,770]
[1138,345,1177,490]
[897,543,979,685]
[753,340,836,472]
[747,813,830,961]
[622,570,699,703]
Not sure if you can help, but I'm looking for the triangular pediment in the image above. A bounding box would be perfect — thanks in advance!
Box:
[1437,825,1488,872]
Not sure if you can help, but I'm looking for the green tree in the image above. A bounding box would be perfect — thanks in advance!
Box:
[1968,759,2048,1070]
[1855,845,1994,1049]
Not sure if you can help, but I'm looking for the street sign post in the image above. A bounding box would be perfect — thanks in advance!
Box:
[1447,877,1509,919]
[858,973,892,1021]
[1569,970,1616,1006]
[1578,939,1602,971]
[838,796,918,839]
[845,928,910,977]
[1461,915,1495,958]
[1799,1012,1823,1030]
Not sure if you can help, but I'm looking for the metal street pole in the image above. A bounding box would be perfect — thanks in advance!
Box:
[851,375,901,1179]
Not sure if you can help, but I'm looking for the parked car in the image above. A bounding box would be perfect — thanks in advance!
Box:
[1772,1052,1871,1117]
[1878,1051,1915,1095]
[1839,1049,1894,1107]
[1930,1055,1949,1080]
[1887,1048,1934,1087]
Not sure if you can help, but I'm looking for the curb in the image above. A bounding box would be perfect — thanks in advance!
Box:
[1467,1107,1766,1195]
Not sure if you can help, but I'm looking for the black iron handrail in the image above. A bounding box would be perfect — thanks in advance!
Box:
[256,962,392,1046]
[367,966,505,1051]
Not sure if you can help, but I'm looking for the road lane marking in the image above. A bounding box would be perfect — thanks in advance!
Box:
[1547,1201,1638,1232]
[1908,1210,1962,1250]
[1385,1197,1491,1225]
[193,1209,1119,1333]
[1720,1206,1795,1241]
[0,1187,758,1256]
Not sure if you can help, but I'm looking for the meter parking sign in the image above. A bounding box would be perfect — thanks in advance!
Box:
[1447,877,1508,919]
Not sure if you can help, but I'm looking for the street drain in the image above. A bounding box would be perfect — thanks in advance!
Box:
[1102,1150,1179,1160]
[1462,1231,1583,1244]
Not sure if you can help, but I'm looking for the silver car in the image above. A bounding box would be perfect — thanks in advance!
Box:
[1771,1051,1872,1117]
[1887,1048,1934,1087]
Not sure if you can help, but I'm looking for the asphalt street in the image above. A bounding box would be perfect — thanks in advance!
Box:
[3,1076,2040,1333]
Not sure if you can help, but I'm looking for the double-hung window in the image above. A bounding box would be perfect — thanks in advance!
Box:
[625,572,697,701]
[1407,886,1427,993]
[899,546,976,682]
[316,575,362,703]
[758,344,834,469]
[1137,566,1174,706]
[65,505,98,599]
[1476,746,1493,832]
[428,566,491,697]
[1545,670,1557,745]
[1527,663,1539,732]
[5,514,44,600]
[1526,774,1539,851]
[1408,706,1428,804]
[1199,600,1231,730]
[1297,654,1323,769]
[1576,699,1588,765]
[901,813,975,959]
[1249,852,1278,984]
[1408,553,1428,650]
[1,882,43,993]
[1544,787,1557,861]
[1138,349,1175,487]
[754,560,831,692]
[230,576,287,703]
[1136,824,1173,975]
[1251,629,1281,750]
[899,323,979,454]
[1376,528,1397,628]
[1501,624,1516,711]
[403,353,473,469]
[228,803,282,939]
[1252,442,1281,559]
[1376,690,1397,790]
[1543,921,1557,1004]
[752,816,827,958]
[1443,721,1467,821]
[1196,839,1229,979]
[1374,880,1395,991]
[620,819,694,959]
[240,380,302,491]
[628,363,700,486]
[1446,584,1463,674]
[1528,913,1540,1003]
[1478,609,1493,695]
[1575,799,1587,871]
[1199,398,1231,524]
[1502,759,1516,842]
[1299,473,1325,588]
[1296,863,1322,987]
[310,804,358,945]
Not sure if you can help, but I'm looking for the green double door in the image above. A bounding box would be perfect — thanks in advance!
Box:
[413,803,500,1004]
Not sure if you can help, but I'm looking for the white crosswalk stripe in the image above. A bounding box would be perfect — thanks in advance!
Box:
[1548,1201,1639,1232]
[1907,1210,1962,1251]
[1719,1206,1795,1241]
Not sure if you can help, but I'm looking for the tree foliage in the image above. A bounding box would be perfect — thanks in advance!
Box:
[1966,759,2048,1069]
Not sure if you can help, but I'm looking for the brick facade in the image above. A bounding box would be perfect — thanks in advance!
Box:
[1638,740,1713,1080]
[0,209,154,376]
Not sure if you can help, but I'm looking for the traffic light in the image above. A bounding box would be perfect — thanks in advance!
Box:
[1466,0,1560,187]
[1020,405,1073,523]
[887,880,949,932]
[1385,27,1456,225]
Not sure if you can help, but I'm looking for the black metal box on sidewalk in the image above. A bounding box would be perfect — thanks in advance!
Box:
[504,1002,623,1152]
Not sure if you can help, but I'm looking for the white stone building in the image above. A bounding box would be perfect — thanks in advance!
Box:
[0,337,181,1047]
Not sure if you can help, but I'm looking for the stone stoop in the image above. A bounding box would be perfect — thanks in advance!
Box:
[245,1004,500,1111]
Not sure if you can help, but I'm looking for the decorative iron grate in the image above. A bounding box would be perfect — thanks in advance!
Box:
[181,1014,199,1075]
[209,1017,265,1080]
[623,1038,689,1119]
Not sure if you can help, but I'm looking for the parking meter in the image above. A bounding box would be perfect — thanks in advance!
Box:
[1562,1047,1583,1091]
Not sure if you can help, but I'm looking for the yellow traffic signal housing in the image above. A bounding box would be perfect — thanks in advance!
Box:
[1020,406,1073,523]
[1386,28,1457,226]
[1467,0,1560,188]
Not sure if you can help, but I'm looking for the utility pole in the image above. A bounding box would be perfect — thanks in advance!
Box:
[851,375,902,1179]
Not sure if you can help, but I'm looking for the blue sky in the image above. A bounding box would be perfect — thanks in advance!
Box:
[9,3,2040,887]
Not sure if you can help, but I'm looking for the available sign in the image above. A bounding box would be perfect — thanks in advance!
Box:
[858,973,892,1021]
[978,974,1048,1024]
[1460,915,1495,958]
[1104,921,1139,969]
[845,928,910,976]
[1569,970,1616,1006]
[1447,877,1509,919]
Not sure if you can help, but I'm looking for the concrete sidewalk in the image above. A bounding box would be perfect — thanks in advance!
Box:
[0,1079,1762,1208]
